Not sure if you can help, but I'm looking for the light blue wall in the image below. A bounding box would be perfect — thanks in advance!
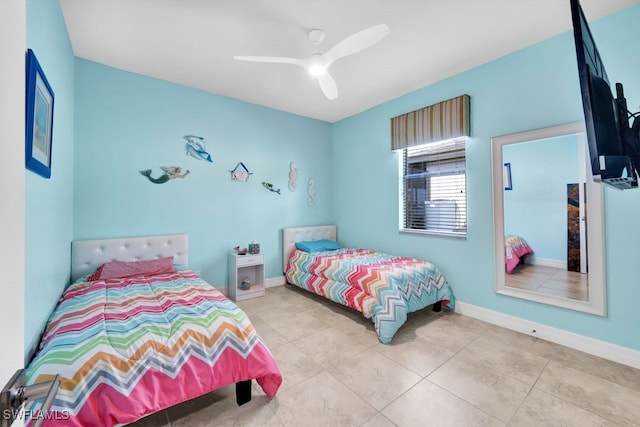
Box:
[331,5,640,351]
[25,0,75,357]
[503,135,579,262]
[73,60,333,287]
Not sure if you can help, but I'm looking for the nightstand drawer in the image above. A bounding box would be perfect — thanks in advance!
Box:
[236,254,263,267]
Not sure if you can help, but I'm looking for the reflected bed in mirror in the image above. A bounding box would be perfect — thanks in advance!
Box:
[492,122,606,316]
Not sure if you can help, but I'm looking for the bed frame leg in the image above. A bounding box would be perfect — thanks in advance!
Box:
[236,380,252,405]
[432,301,442,312]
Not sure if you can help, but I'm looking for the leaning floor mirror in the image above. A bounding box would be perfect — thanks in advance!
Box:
[491,122,606,316]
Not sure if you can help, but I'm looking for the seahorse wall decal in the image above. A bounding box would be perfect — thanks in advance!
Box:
[288,161,298,191]
[307,178,316,206]
[140,166,190,184]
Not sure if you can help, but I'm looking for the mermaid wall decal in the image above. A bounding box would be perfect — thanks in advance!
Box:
[140,166,190,184]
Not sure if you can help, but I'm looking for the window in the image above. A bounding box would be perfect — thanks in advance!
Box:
[400,137,467,237]
[391,94,470,237]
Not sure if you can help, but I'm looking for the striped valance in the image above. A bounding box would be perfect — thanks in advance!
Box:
[391,94,470,150]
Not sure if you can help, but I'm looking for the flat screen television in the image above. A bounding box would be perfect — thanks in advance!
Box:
[570,0,640,189]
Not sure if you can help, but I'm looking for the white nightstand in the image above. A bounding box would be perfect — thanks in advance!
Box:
[228,253,265,301]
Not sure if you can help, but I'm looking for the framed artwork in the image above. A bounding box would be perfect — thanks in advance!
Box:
[504,162,512,191]
[25,49,55,179]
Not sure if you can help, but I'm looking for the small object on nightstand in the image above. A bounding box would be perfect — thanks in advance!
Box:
[234,245,248,255]
[239,278,251,290]
[248,241,260,254]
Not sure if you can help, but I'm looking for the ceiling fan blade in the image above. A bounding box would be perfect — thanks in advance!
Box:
[318,72,338,100]
[324,24,390,67]
[233,56,308,69]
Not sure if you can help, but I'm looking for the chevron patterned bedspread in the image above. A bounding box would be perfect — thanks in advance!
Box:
[285,248,454,344]
[25,270,282,426]
[505,234,534,274]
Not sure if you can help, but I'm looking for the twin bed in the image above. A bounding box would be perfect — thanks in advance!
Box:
[25,234,281,426]
[282,225,455,344]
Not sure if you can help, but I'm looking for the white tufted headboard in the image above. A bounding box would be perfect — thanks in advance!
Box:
[71,234,189,282]
[282,225,337,273]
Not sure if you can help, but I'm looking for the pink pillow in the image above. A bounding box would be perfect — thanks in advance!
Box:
[87,257,176,281]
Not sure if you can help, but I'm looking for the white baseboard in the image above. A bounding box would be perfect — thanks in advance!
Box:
[526,257,566,270]
[266,275,286,288]
[455,301,640,369]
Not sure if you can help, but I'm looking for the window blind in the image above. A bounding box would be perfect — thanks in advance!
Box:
[402,138,467,235]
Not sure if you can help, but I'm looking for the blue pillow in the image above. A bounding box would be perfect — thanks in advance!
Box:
[295,239,341,252]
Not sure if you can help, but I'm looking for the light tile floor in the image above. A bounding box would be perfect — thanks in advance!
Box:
[129,285,640,427]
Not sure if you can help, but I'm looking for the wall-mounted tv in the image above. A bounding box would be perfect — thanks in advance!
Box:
[570,0,640,189]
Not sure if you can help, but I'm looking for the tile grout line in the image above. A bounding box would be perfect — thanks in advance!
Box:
[503,358,551,425]
[425,377,506,425]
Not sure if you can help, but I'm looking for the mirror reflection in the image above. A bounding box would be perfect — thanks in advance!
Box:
[503,135,588,301]
[492,122,606,316]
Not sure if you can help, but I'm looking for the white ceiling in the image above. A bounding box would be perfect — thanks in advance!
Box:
[59,0,639,123]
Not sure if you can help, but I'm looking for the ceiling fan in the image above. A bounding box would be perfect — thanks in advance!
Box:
[233,24,390,100]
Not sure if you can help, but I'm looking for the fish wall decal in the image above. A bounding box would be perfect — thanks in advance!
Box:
[262,181,281,194]
[184,135,212,162]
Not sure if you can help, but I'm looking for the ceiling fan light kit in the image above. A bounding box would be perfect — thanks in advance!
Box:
[308,64,327,77]
[308,53,326,76]
[234,24,390,100]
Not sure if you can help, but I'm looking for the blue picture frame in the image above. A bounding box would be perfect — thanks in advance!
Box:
[504,162,512,190]
[25,49,54,179]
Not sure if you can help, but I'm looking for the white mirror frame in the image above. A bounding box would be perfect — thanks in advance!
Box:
[491,122,607,316]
